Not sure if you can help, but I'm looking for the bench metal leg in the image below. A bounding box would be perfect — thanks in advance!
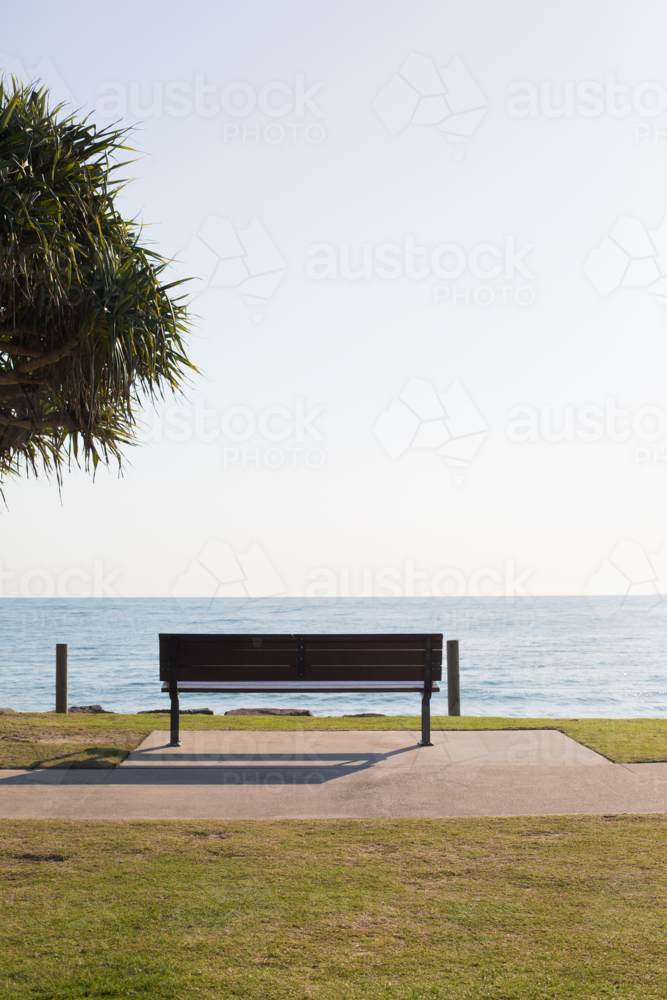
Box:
[169,688,180,747]
[418,689,433,746]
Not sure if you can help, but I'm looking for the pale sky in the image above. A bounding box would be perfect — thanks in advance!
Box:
[2,0,667,599]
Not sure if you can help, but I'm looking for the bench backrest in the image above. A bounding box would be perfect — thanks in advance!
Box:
[159,633,442,683]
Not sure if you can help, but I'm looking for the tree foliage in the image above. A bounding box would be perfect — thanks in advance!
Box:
[0,77,196,487]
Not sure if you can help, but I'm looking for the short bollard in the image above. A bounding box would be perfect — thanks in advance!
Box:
[447,639,460,716]
[56,644,68,714]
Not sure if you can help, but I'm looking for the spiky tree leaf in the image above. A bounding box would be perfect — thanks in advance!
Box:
[0,76,197,488]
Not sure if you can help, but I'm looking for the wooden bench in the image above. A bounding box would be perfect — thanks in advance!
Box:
[159,632,443,748]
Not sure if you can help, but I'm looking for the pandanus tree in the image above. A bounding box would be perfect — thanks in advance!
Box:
[0,78,196,490]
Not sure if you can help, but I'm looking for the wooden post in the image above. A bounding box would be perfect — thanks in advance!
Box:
[447,640,460,716]
[56,644,68,714]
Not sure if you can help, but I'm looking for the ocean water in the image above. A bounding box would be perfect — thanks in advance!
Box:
[1,597,666,718]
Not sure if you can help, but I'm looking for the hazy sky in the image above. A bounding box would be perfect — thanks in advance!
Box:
[3,0,667,600]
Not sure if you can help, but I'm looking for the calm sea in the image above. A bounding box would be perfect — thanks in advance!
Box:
[1,597,666,717]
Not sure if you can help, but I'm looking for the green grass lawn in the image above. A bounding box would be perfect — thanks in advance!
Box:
[1,712,667,768]
[2,720,666,997]
[1,816,666,999]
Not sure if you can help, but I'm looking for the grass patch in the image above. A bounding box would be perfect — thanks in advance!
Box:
[1,713,666,768]
[0,816,666,998]
[0,717,146,769]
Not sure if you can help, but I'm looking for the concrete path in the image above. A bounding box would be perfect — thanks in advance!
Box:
[0,729,666,819]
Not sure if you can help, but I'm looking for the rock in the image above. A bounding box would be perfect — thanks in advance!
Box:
[138,708,214,715]
[343,713,386,717]
[69,705,111,714]
[0,708,18,715]
[225,708,314,717]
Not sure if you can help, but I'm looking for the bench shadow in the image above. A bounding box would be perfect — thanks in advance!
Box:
[0,745,419,785]
[19,747,128,770]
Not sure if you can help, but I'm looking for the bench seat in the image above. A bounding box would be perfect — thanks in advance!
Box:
[162,680,441,693]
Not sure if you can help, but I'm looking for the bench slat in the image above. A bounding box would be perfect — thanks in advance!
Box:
[159,634,441,653]
[168,665,439,683]
[163,649,438,667]
[160,633,442,642]
[161,681,441,693]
